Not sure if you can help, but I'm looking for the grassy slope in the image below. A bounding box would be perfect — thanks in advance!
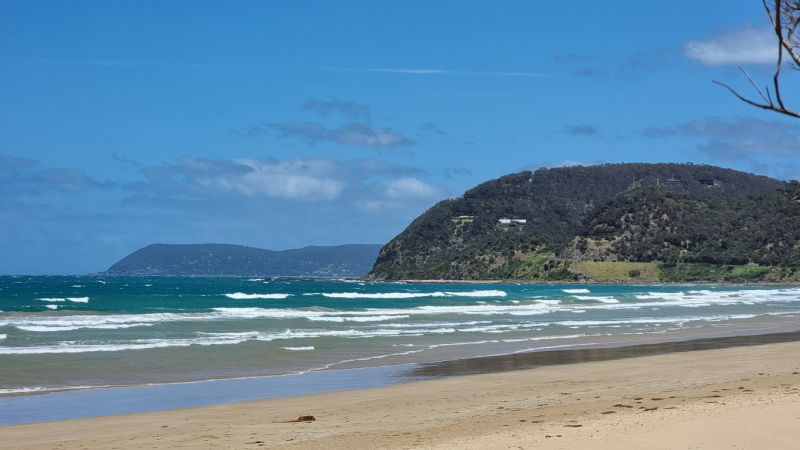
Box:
[514,257,800,284]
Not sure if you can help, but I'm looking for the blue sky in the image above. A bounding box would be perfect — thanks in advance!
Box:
[2,0,800,274]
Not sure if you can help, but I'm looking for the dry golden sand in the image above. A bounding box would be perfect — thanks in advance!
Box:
[3,341,800,449]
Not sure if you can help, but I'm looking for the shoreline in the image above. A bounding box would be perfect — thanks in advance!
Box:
[2,324,800,427]
[2,339,799,449]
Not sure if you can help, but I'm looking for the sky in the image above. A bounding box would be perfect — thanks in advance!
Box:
[3,0,800,274]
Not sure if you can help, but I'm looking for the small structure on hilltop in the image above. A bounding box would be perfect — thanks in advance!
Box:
[499,218,527,227]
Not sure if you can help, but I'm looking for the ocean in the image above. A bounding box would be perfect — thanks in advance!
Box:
[2,276,800,402]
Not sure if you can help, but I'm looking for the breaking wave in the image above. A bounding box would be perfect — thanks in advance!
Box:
[224,293,290,300]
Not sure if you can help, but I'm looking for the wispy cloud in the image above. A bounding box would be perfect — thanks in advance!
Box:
[621,47,680,74]
[330,67,550,77]
[443,167,472,178]
[9,59,553,78]
[565,125,600,137]
[420,122,447,136]
[113,154,142,168]
[0,155,110,196]
[267,122,414,149]
[642,116,800,160]
[570,67,608,79]
[684,25,776,66]
[302,99,371,122]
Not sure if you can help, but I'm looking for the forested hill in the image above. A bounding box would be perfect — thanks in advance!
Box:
[367,163,798,282]
[99,243,382,277]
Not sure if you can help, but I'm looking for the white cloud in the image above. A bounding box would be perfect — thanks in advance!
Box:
[133,157,451,209]
[358,177,451,212]
[170,158,349,201]
[379,177,442,199]
[230,159,347,201]
[684,26,776,66]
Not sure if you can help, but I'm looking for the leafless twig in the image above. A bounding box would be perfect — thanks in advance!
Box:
[715,0,800,118]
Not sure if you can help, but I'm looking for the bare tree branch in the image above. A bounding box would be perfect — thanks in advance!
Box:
[712,80,800,118]
[716,0,800,118]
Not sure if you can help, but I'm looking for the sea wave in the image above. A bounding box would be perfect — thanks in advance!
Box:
[563,288,591,294]
[322,292,445,299]
[0,327,450,355]
[5,287,799,333]
[308,314,409,323]
[634,288,800,308]
[283,346,314,351]
[321,290,507,299]
[554,313,757,328]
[0,387,45,395]
[224,293,290,300]
[0,301,647,332]
[572,295,620,304]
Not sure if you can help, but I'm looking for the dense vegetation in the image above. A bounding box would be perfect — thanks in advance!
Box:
[571,182,800,267]
[367,163,796,282]
[101,243,383,277]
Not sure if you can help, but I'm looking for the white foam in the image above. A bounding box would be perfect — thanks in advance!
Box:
[0,323,508,355]
[323,292,446,299]
[537,299,562,305]
[447,290,507,297]
[321,289,507,299]
[38,298,66,302]
[224,293,290,300]
[45,305,58,310]
[0,334,6,340]
[634,288,800,308]
[0,387,45,395]
[308,314,409,323]
[573,295,620,304]
[283,346,314,351]
[563,288,591,294]
[0,302,565,333]
[554,313,757,328]
[67,297,89,303]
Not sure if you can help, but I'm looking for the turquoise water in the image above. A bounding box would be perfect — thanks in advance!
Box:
[2,276,800,396]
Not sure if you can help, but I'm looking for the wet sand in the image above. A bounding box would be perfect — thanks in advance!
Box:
[2,339,800,449]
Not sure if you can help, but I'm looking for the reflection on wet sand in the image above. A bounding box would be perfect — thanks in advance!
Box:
[402,330,800,379]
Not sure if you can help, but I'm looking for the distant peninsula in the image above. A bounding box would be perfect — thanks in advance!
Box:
[367,163,800,284]
[98,243,383,277]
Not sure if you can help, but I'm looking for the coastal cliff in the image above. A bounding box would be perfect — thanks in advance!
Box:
[367,163,800,283]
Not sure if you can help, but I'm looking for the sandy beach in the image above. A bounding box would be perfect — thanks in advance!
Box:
[2,340,799,449]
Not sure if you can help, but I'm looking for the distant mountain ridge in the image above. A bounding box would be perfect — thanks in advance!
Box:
[367,163,799,283]
[99,243,383,277]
